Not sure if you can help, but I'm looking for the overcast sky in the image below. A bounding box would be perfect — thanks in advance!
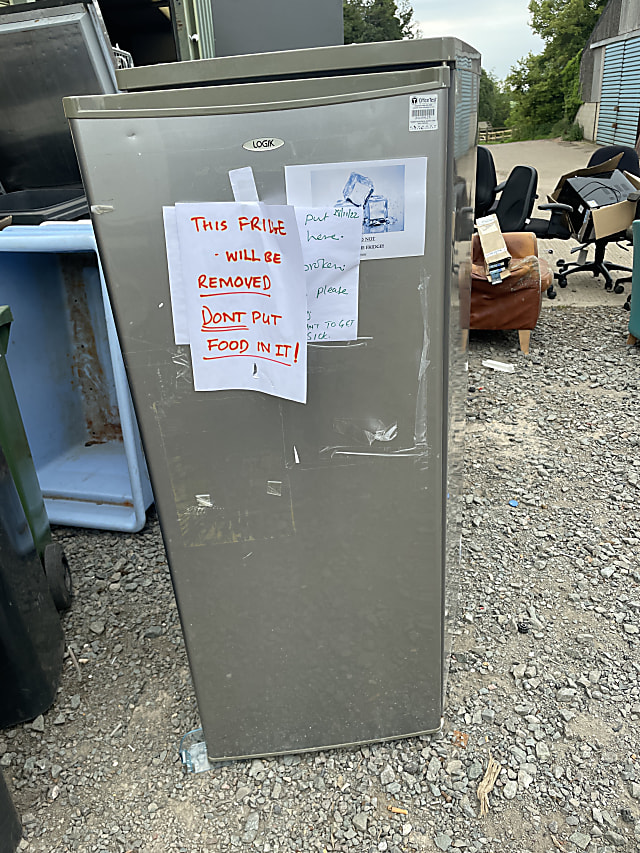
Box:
[412,0,545,80]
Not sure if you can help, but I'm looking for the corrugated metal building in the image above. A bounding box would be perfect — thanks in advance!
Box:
[578,0,640,146]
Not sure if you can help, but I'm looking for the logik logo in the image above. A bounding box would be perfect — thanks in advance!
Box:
[242,138,285,152]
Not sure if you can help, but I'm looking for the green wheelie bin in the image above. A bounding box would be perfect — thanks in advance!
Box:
[0,305,71,611]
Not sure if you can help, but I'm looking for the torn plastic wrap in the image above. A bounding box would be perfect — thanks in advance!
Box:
[179,728,211,774]
[321,416,420,460]
[332,417,398,446]
[302,274,432,464]
[414,274,430,450]
[505,255,542,292]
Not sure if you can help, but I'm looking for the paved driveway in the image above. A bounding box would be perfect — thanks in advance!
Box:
[487,139,634,308]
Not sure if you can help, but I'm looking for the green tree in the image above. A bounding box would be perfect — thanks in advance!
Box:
[479,69,512,128]
[343,0,418,43]
[507,0,607,138]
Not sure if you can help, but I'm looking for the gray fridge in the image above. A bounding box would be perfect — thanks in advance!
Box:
[64,38,478,761]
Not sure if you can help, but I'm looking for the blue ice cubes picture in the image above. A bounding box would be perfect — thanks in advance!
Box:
[342,172,375,207]
[363,194,389,233]
[340,173,391,233]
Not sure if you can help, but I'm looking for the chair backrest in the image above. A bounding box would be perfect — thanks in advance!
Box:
[588,144,640,176]
[474,146,498,218]
[494,165,538,232]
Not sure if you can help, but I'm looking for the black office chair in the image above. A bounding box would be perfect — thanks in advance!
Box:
[474,146,538,231]
[589,144,639,174]
[529,145,639,294]
[474,146,503,218]
[493,165,538,232]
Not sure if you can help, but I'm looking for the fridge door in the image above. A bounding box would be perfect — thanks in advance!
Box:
[67,65,471,760]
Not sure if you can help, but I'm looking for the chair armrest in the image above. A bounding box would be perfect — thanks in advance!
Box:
[538,202,573,213]
[494,180,506,193]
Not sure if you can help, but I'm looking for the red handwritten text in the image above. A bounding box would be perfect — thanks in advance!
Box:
[237,216,287,235]
[191,217,228,233]
[198,274,271,294]
[225,249,282,264]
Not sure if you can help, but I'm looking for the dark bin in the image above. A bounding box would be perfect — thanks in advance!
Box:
[0,436,65,729]
[0,768,21,853]
[0,306,72,611]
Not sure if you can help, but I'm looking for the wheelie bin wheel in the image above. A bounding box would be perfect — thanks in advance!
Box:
[43,543,72,611]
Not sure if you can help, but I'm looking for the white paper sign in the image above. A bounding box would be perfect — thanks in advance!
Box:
[285,157,427,261]
[295,206,362,342]
[174,202,307,403]
[229,167,260,202]
[162,206,189,345]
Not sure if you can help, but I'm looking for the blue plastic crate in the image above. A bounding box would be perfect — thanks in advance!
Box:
[0,222,153,532]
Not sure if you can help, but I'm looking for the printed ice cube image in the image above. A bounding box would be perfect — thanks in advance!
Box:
[309,163,406,234]
[363,194,389,233]
[342,172,374,207]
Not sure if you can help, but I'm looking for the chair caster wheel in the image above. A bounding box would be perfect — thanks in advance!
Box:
[556,259,566,268]
[623,300,631,311]
[558,277,567,288]
[547,288,557,300]
[614,283,624,294]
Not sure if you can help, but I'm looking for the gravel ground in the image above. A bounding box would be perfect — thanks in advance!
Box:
[2,302,640,853]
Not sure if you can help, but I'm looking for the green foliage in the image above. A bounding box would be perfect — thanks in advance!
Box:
[561,52,583,120]
[478,69,512,127]
[564,121,584,141]
[529,0,606,53]
[343,0,418,43]
[507,0,607,138]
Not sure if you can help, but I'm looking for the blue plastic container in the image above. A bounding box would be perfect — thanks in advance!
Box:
[0,223,153,532]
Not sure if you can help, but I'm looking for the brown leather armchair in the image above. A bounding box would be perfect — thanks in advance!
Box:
[469,231,552,354]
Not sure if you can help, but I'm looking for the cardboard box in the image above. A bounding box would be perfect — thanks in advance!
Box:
[590,171,640,240]
[550,153,640,241]
[475,214,511,282]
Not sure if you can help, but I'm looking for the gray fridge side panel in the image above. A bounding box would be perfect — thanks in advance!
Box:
[70,85,453,759]
[442,56,478,694]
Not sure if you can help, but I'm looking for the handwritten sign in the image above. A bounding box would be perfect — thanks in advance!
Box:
[174,202,307,403]
[294,206,362,342]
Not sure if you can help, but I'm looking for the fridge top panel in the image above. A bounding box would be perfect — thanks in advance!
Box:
[65,66,449,119]
[115,36,480,92]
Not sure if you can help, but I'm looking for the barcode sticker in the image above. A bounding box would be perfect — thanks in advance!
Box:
[409,93,438,132]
